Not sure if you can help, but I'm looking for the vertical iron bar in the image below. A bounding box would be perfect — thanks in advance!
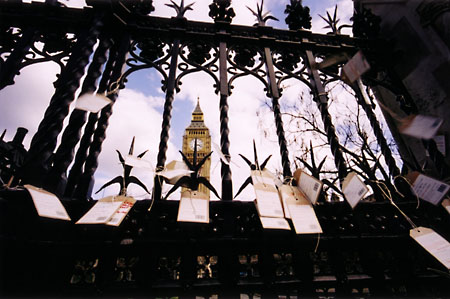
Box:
[305,50,348,182]
[353,80,401,178]
[45,36,112,195]
[219,40,232,201]
[20,14,103,187]
[74,34,130,200]
[0,28,35,90]
[153,40,181,201]
[65,37,116,197]
[263,47,292,179]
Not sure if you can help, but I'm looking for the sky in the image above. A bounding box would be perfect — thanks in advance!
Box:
[0,0,357,201]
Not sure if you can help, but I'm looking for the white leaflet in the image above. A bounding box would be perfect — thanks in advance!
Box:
[24,185,71,221]
[342,51,370,83]
[410,227,450,270]
[342,172,369,209]
[288,204,322,234]
[177,191,209,223]
[279,184,308,219]
[295,170,323,205]
[75,93,112,113]
[433,135,446,156]
[260,217,291,230]
[124,155,154,170]
[400,115,443,140]
[410,173,450,205]
[76,196,124,224]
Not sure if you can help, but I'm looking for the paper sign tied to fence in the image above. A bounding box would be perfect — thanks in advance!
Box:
[74,93,112,113]
[251,170,284,218]
[279,185,322,234]
[410,227,450,270]
[342,51,370,83]
[24,185,71,221]
[76,196,124,224]
[177,190,209,223]
[399,115,443,140]
[342,172,369,209]
[293,169,323,205]
[259,217,291,230]
[106,197,136,226]
[407,172,450,205]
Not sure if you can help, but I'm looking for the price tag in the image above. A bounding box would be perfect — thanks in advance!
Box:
[75,93,112,113]
[342,172,369,209]
[410,227,450,270]
[279,184,308,219]
[288,204,322,234]
[177,190,209,223]
[442,198,450,214]
[24,185,71,221]
[76,196,124,224]
[294,169,323,205]
[106,196,136,226]
[260,217,291,230]
[399,115,443,140]
[342,51,370,83]
[124,155,153,170]
[407,172,450,205]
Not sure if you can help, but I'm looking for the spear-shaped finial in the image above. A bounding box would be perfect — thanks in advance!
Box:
[166,0,195,18]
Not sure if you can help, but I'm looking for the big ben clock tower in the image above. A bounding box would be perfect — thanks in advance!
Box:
[182,98,212,198]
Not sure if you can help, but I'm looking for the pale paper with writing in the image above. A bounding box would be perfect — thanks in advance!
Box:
[410,227,450,270]
[24,185,71,221]
[251,170,284,218]
[288,204,323,234]
[342,51,370,83]
[75,93,112,113]
[177,190,209,223]
[442,199,450,215]
[106,196,136,226]
[400,115,443,140]
[293,169,323,205]
[279,184,308,219]
[342,172,369,209]
[260,217,291,230]
[433,135,446,156]
[76,196,124,224]
[407,171,450,206]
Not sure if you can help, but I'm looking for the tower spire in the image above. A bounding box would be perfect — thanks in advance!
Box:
[191,97,205,123]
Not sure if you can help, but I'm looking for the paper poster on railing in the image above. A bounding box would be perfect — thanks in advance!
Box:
[24,185,71,221]
[177,190,209,223]
[279,184,308,219]
[411,227,450,270]
[259,217,291,230]
[106,196,136,226]
[407,172,450,206]
[293,169,323,205]
[399,115,443,140]
[288,204,322,234]
[342,172,369,209]
[251,170,284,218]
[76,196,124,224]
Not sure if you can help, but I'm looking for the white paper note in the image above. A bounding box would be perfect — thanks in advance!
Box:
[75,93,112,113]
[411,227,450,270]
[410,173,450,205]
[254,189,284,218]
[288,204,323,234]
[343,172,369,209]
[433,135,446,156]
[295,170,323,205]
[106,197,136,226]
[251,170,276,187]
[400,115,443,140]
[124,155,154,170]
[260,217,291,230]
[177,191,209,223]
[279,184,308,219]
[342,51,370,83]
[76,196,124,224]
[24,185,71,221]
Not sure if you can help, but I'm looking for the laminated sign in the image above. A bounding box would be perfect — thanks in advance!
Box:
[251,170,284,218]
[342,172,369,209]
[177,190,209,223]
[407,172,450,205]
[24,185,71,221]
[342,51,370,83]
[106,196,136,226]
[279,184,322,234]
[399,115,443,140]
[76,196,124,224]
[293,169,323,205]
[410,227,450,270]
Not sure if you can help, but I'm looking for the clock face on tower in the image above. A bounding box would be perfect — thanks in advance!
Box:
[189,138,204,150]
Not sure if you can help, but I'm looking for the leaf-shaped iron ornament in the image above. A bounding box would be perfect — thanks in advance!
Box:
[163,138,220,200]
[247,0,278,26]
[318,5,352,35]
[234,140,272,199]
[95,137,150,196]
[166,0,195,18]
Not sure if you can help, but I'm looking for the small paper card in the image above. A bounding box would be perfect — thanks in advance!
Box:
[399,115,443,140]
[410,227,450,270]
[442,198,450,214]
[24,185,71,221]
[288,204,322,234]
[342,51,370,83]
[106,196,136,226]
[279,184,309,219]
[76,196,124,224]
[293,169,323,205]
[177,190,209,223]
[342,172,369,209]
[124,155,153,170]
[75,93,112,113]
[407,172,450,205]
[158,160,193,185]
[260,217,291,230]
[433,135,446,156]
[254,189,285,218]
[251,170,276,188]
